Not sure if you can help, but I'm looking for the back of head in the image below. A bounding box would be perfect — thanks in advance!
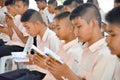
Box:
[105,6,120,26]
[21,9,43,23]
[15,0,29,7]
[48,0,57,7]
[5,0,15,6]
[70,3,101,28]
[63,0,83,8]
[35,0,47,3]
[87,0,99,5]
[55,5,64,13]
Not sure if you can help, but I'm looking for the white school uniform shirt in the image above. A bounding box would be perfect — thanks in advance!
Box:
[39,7,49,25]
[5,15,28,47]
[0,6,10,42]
[78,38,118,80]
[113,58,120,80]
[44,38,83,80]
[29,28,61,73]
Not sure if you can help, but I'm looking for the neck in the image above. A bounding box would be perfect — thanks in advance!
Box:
[88,29,103,46]
[65,33,76,43]
[38,23,47,38]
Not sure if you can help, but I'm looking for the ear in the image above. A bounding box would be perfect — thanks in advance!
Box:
[89,18,98,28]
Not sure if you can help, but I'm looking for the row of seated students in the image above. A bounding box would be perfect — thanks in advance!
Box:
[0,0,120,80]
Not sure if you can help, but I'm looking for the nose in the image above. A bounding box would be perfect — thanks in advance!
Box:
[74,27,78,37]
[106,36,110,44]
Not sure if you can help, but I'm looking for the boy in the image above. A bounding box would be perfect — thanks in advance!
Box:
[46,3,118,80]
[0,0,29,58]
[35,0,49,25]
[34,11,82,80]
[0,9,60,80]
[105,6,120,80]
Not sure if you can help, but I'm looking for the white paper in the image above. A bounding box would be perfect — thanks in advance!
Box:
[44,47,64,64]
[11,52,29,62]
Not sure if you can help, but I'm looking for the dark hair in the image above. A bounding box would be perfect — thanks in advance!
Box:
[55,5,64,10]
[5,0,15,6]
[114,0,120,3]
[21,9,43,23]
[15,0,29,6]
[63,0,83,6]
[54,11,70,20]
[70,3,101,28]
[35,0,46,3]
[106,6,120,26]
[48,0,57,7]
[87,0,98,5]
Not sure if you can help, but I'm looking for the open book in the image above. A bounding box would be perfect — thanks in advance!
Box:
[31,45,64,64]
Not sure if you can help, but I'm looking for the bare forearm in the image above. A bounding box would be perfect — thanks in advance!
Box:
[13,25,28,43]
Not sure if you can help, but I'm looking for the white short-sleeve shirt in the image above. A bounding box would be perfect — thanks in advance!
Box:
[78,38,118,80]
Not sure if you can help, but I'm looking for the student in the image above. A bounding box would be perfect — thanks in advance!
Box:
[114,0,120,7]
[105,6,120,80]
[46,3,118,80]
[35,0,49,25]
[0,0,29,58]
[63,0,83,12]
[47,0,58,30]
[33,11,83,80]
[0,9,61,80]
[54,5,65,15]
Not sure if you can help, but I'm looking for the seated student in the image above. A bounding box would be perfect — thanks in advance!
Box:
[45,3,118,80]
[54,5,65,15]
[35,0,49,25]
[47,0,58,30]
[0,9,61,80]
[0,0,10,45]
[105,6,120,80]
[63,0,83,12]
[33,11,83,80]
[114,0,120,7]
[0,0,29,58]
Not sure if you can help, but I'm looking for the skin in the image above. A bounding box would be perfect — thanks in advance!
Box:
[106,24,120,58]
[48,4,55,14]
[53,18,75,43]
[36,1,46,10]
[45,16,103,80]
[15,1,28,15]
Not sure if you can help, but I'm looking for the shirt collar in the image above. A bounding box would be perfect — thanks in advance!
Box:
[63,38,79,51]
[89,38,107,52]
[83,38,106,53]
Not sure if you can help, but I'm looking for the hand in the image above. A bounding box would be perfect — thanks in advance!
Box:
[33,53,47,69]
[22,54,34,65]
[6,16,14,28]
[46,58,70,78]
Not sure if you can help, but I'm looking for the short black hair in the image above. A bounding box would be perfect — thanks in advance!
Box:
[48,0,57,7]
[114,0,120,3]
[21,9,43,23]
[15,0,29,6]
[5,0,15,6]
[70,3,101,28]
[54,11,70,20]
[106,6,120,26]
[87,0,98,5]
[35,0,46,3]
[63,0,83,6]
[55,5,64,10]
